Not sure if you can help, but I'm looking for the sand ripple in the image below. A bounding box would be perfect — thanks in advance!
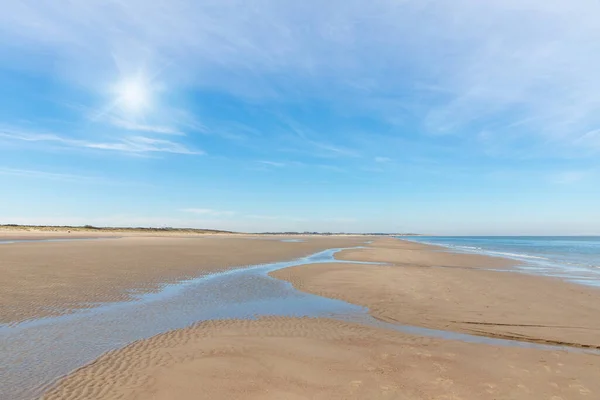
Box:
[43,318,600,400]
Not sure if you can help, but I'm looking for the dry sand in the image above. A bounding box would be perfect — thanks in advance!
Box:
[43,318,600,400]
[10,236,600,399]
[0,233,366,323]
[335,238,516,269]
[273,238,600,349]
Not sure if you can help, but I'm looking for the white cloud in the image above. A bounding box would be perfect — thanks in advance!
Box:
[549,171,588,185]
[310,141,360,158]
[0,166,149,186]
[316,164,345,173]
[109,117,182,135]
[326,217,357,223]
[374,156,391,163]
[181,208,235,217]
[253,160,308,170]
[86,136,201,155]
[576,129,600,149]
[276,117,362,158]
[0,130,66,143]
[0,128,202,155]
[257,160,286,168]
[0,167,95,182]
[246,214,307,222]
[2,0,600,157]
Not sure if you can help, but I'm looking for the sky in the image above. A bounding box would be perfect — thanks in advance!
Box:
[0,0,599,235]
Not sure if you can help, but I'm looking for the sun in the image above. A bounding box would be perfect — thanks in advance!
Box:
[115,79,151,114]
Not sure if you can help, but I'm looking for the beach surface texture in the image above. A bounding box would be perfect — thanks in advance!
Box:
[0,232,365,324]
[1,232,599,399]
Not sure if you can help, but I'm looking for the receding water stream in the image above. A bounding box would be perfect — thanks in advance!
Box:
[0,246,593,400]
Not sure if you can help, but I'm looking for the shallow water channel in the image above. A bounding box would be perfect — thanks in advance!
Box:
[0,246,588,400]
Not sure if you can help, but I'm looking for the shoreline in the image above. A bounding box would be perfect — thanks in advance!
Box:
[3,236,600,399]
[39,237,600,399]
[272,238,600,349]
[402,236,600,289]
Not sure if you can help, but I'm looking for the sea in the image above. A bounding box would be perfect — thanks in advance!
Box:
[402,236,600,288]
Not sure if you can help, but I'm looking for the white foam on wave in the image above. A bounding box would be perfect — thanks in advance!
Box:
[402,237,600,288]
[449,245,549,260]
[456,245,482,250]
[479,250,548,260]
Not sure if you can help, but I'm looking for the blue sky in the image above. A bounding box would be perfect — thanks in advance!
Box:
[1,0,599,234]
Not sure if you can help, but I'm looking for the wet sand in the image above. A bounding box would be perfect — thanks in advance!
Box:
[335,238,516,269]
[273,238,600,348]
[0,233,366,324]
[43,318,600,400]
[5,236,600,399]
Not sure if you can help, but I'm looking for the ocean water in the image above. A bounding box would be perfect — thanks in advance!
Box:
[404,236,600,287]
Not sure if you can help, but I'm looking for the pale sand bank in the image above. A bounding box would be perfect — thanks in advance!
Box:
[273,238,600,348]
[38,237,600,399]
[335,238,517,269]
[0,234,366,324]
[42,317,600,400]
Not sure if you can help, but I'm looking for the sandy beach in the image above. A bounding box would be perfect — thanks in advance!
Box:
[0,233,366,324]
[273,238,600,349]
[2,234,599,399]
[43,318,600,400]
[5,2,599,399]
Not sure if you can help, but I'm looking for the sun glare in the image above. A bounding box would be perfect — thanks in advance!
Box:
[115,79,151,113]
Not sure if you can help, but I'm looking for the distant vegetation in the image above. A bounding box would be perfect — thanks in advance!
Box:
[0,224,233,234]
[259,231,422,236]
[1,224,420,236]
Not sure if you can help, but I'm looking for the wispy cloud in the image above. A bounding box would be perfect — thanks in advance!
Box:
[310,141,360,158]
[0,128,202,155]
[0,130,65,143]
[86,136,201,155]
[109,117,183,136]
[374,156,391,163]
[246,214,307,222]
[276,116,362,158]
[412,1,600,154]
[66,99,190,138]
[549,171,589,185]
[181,209,315,223]
[5,1,599,157]
[0,167,96,182]
[0,166,150,187]
[361,166,385,173]
[316,164,346,173]
[257,160,286,168]
[3,1,600,235]
[576,129,600,149]
[181,208,235,217]
[325,217,357,223]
